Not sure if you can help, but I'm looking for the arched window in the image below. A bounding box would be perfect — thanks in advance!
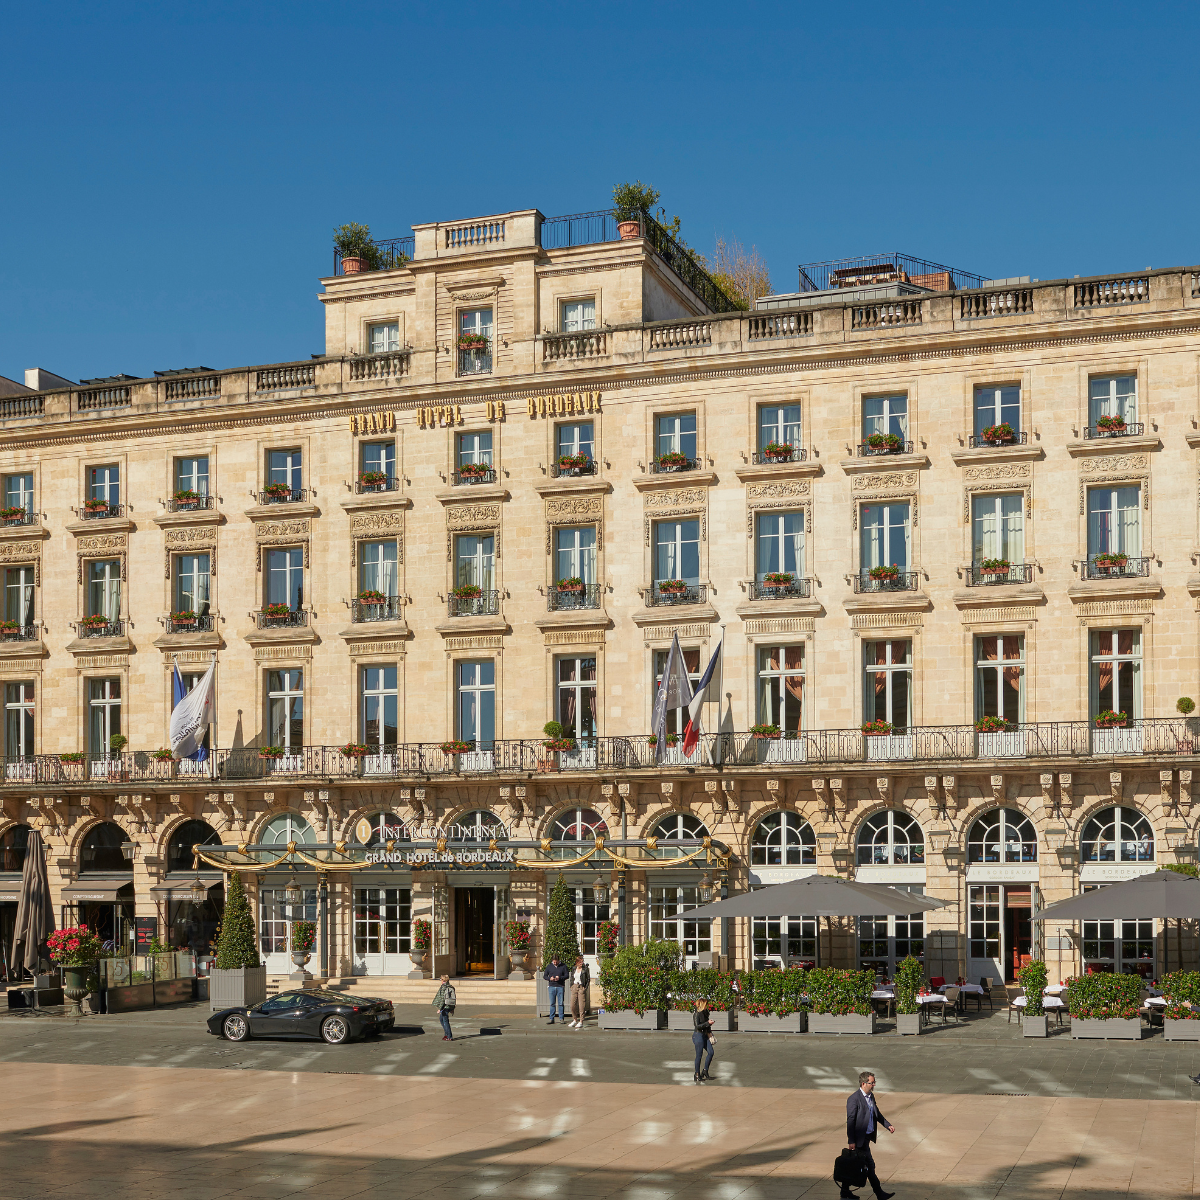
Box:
[751,812,816,867]
[856,811,924,866]
[452,810,507,841]
[548,807,608,861]
[80,822,130,873]
[0,824,30,873]
[1081,806,1154,863]
[649,813,708,858]
[167,820,220,874]
[967,808,1037,863]
[261,813,315,845]
[359,813,409,847]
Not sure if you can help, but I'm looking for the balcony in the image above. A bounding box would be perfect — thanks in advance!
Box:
[448,590,500,618]
[966,563,1035,587]
[1084,422,1145,439]
[80,502,124,520]
[548,584,601,611]
[452,467,497,487]
[550,457,598,479]
[649,456,700,474]
[165,494,215,513]
[646,582,707,607]
[1074,277,1148,308]
[1082,555,1152,581]
[543,331,608,363]
[256,608,308,630]
[0,624,37,642]
[349,352,410,383]
[751,447,808,465]
[967,431,1029,449]
[78,619,125,638]
[257,487,309,506]
[355,475,400,495]
[852,570,920,593]
[351,597,405,622]
[0,510,37,528]
[458,347,492,377]
[164,614,216,634]
[959,289,1034,319]
[748,579,812,601]
[857,439,913,457]
[333,236,414,276]
[256,364,315,391]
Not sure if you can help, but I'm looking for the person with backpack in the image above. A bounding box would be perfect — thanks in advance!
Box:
[433,973,456,1041]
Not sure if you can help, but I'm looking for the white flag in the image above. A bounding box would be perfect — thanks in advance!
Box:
[170,658,216,759]
[651,634,692,763]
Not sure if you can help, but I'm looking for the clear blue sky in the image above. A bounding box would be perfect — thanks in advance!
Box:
[2,1,1197,383]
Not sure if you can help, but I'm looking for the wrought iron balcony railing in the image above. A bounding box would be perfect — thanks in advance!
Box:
[448,590,500,617]
[748,579,812,600]
[256,609,308,629]
[452,467,497,486]
[550,458,598,478]
[80,503,124,519]
[857,440,913,457]
[165,614,216,634]
[1082,556,1152,580]
[458,349,492,376]
[0,511,37,527]
[165,494,215,512]
[354,476,400,494]
[852,571,920,593]
[649,457,700,474]
[77,619,125,638]
[548,584,601,611]
[646,582,707,607]
[966,563,1035,586]
[0,624,37,641]
[751,447,808,465]
[257,488,309,506]
[351,597,405,622]
[1084,422,1145,439]
[967,431,1029,449]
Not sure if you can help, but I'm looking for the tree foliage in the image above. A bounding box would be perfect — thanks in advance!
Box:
[214,871,260,970]
[707,236,773,311]
[542,873,581,967]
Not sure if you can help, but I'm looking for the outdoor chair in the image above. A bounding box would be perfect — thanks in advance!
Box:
[941,985,962,1024]
[929,976,946,989]
[1007,986,1024,1024]
[979,977,994,1011]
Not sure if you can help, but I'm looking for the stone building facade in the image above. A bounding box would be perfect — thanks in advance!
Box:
[0,208,1198,985]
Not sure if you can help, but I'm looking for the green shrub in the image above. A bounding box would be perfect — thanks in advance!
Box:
[1164,863,1199,878]
[608,938,683,973]
[1065,971,1141,1019]
[1016,958,1048,1016]
[1162,971,1200,1019]
[599,939,683,1014]
[666,968,737,1012]
[542,874,581,967]
[806,967,874,1016]
[740,967,808,1017]
[612,180,660,222]
[893,955,923,1016]
[213,871,259,970]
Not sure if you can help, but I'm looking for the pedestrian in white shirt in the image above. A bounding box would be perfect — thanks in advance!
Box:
[568,955,591,1028]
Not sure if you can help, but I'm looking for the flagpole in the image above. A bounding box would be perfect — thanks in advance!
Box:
[209,651,217,780]
[716,623,730,972]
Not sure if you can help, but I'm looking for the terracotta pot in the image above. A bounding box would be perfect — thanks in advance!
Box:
[558,584,584,593]
[341,256,365,274]
[617,219,642,240]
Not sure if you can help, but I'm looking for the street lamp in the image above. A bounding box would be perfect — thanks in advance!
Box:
[284,875,303,906]
[189,876,209,905]
[697,873,713,904]
[592,873,608,904]
[120,841,136,861]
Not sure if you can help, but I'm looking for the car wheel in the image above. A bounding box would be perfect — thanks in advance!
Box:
[223,1014,250,1042]
[321,1015,350,1044]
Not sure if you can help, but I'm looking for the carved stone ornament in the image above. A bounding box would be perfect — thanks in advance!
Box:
[1080,454,1150,475]
[77,533,127,554]
[546,496,603,522]
[642,488,706,511]
[446,504,501,529]
[963,463,1031,482]
[0,543,40,585]
[350,511,405,535]
[851,472,918,491]
[746,480,811,501]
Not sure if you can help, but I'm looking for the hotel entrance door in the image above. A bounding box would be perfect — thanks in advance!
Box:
[455,887,495,975]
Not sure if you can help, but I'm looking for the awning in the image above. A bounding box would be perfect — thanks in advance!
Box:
[148,879,223,897]
[0,876,22,897]
[61,880,134,903]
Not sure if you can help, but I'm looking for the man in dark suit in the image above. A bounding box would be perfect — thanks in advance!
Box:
[843,1070,896,1200]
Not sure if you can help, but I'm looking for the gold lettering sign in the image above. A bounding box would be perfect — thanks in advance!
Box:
[349,411,397,436]
[525,392,601,418]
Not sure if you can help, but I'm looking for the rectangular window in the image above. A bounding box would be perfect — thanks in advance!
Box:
[5,681,34,759]
[654,648,701,736]
[561,299,596,332]
[88,464,120,506]
[175,456,209,497]
[573,887,610,957]
[653,519,700,584]
[457,430,493,468]
[4,567,33,626]
[456,660,495,746]
[968,884,1001,961]
[367,321,400,355]
[3,473,33,515]
[87,560,121,620]
[758,404,802,452]
[554,526,596,586]
[864,639,912,727]
[756,511,804,579]
[359,541,398,597]
[757,645,805,734]
[267,669,303,750]
[649,886,711,959]
[556,422,594,461]
[455,534,494,591]
[360,665,398,750]
[459,307,493,375]
[858,887,924,976]
[174,553,211,614]
[88,678,121,758]
[972,493,1024,565]
[1082,915,1155,977]
[360,441,395,483]
[267,448,302,493]
[1089,375,1137,426]
[1090,629,1142,719]
[753,912,817,964]
[266,548,304,609]
[975,635,1024,723]
[1087,486,1140,559]
[862,394,907,442]
[655,413,697,462]
[354,887,411,955]
[974,385,1021,436]
[860,503,909,571]
[557,656,597,740]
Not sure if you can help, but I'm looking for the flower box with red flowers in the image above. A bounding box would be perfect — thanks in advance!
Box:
[0,506,26,522]
[762,572,794,588]
[151,749,175,761]
[357,590,386,604]
[1096,414,1127,433]
[979,558,1011,575]
[261,603,292,619]
[749,723,781,739]
[258,746,285,760]
[654,451,692,470]
[457,333,489,350]
[59,752,85,764]
[458,462,491,479]
[171,610,198,626]
[981,422,1016,444]
[555,577,584,593]
[866,432,903,452]
[79,613,112,629]
[339,743,370,758]
[862,719,894,736]
[868,564,900,581]
[358,471,388,489]
[451,583,483,600]
[82,498,110,513]
[975,716,1011,733]
[172,489,201,508]
[762,441,793,460]
[1092,552,1128,571]
[557,453,591,472]
[262,482,292,500]
[440,740,473,755]
[656,579,688,594]
[1094,709,1128,729]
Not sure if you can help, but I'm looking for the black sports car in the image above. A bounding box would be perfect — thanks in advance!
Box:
[207,988,395,1044]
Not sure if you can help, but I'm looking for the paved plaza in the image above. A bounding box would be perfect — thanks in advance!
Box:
[3,1004,1200,1200]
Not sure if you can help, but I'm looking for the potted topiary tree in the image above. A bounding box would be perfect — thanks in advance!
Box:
[333,222,379,275]
[1017,958,1049,1037]
[612,181,659,239]
[209,872,266,1011]
[894,954,924,1035]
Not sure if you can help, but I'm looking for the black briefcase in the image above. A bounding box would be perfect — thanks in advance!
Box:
[833,1148,869,1189]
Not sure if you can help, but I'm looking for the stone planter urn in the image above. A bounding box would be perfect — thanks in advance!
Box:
[1164,1018,1200,1041]
[1022,1013,1049,1037]
[509,950,530,981]
[896,1012,922,1036]
[289,950,312,982]
[63,966,91,1017]
[408,949,428,980]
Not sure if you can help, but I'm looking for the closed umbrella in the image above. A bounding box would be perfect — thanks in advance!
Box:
[13,828,54,974]
[1032,870,1200,921]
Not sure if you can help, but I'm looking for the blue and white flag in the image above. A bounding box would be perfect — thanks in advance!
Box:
[170,658,215,761]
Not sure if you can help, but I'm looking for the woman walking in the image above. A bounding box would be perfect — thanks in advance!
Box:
[433,973,456,1041]
[692,998,715,1082]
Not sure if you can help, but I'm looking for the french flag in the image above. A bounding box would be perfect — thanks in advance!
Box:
[681,639,722,756]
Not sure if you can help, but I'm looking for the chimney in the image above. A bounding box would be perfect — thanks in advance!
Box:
[24,368,75,391]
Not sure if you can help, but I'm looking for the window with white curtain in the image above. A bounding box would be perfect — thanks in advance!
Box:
[860,503,909,571]
[455,534,494,590]
[556,656,597,740]
[757,645,804,734]
[556,422,594,460]
[174,553,210,614]
[5,682,34,759]
[175,457,209,497]
[758,404,802,451]
[653,519,700,583]
[756,511,804,579]
[267,669,304,749]
[267,449,302,493]
[360,665,398,750]
[4,567,34,626]
[863,640,911,727]
[360,441,395,481]
[456,660,495,745]
[1090,629,1141,719]
[862,394,907,441]
[655,413,697,461]
[561,299,596,332]
[266,548,304,609]
[4,474,33,515]
[367,321,399,354]
[359,541,398,596]
[972,493,1024,564]
[554,526,596,585]
[975,634,1025,723]
[88,464,120,506]
[974,385,1021,435]
[459,308,493,374]
[1089,375,1137,426]
[87,560,121,620]
[457,430,493,467]
[1087,487,1140,559]
[88,678,121,758]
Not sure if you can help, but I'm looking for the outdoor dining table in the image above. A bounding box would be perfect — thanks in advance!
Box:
[938,983,984,995]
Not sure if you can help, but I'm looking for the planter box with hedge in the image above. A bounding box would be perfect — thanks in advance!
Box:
[737,965,808,1033]
[1162,970,1200,1040]
[209,872,267,1011]
[599,1008,664,1030]
[893,955,923,1036]
[1067,971,1143,1040]
[598,938,680,1030]
[665,967,737,1030]
[740,1011,807,1033]
[806,967,876,1035]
